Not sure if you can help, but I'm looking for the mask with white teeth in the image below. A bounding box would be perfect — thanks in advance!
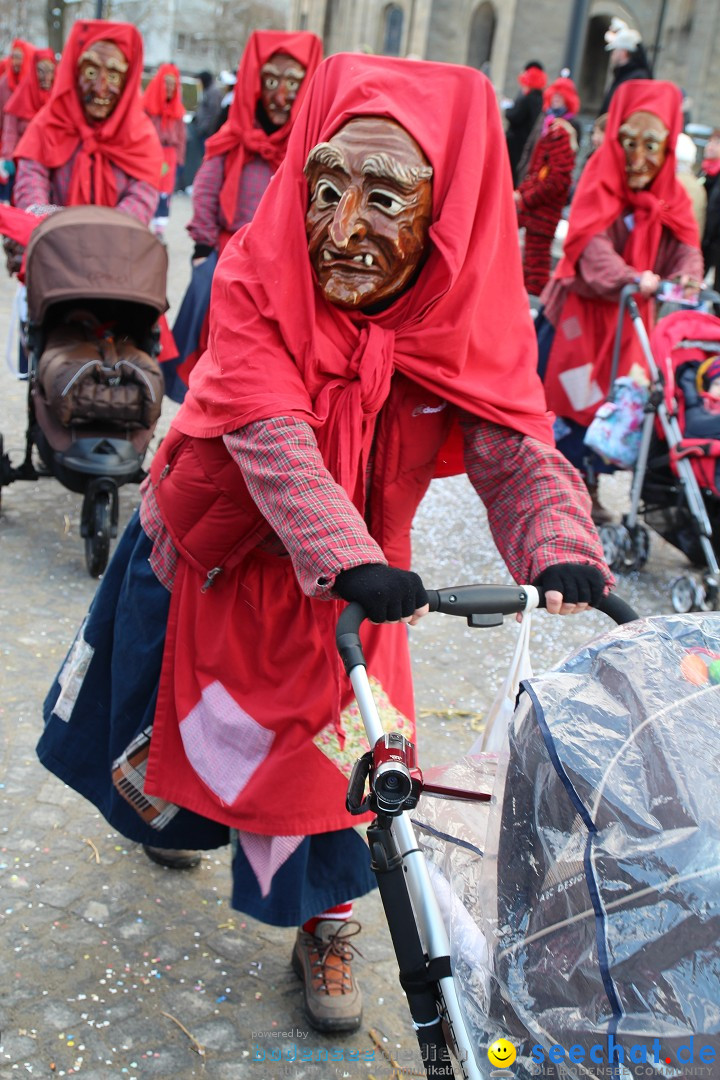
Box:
[305,115,433,311]
[77,40,129,124]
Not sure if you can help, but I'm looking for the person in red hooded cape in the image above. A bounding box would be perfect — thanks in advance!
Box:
[10,21,176,362]
[166,29,322,401]
[1,48,56,162]
[142,62,186,238]
[37,53,612,1034]
[0,39,32,121]
[0,38,32,197]
[537,79,703,521]
[13,21,161,217]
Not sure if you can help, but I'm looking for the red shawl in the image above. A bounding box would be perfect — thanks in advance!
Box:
[3,39,32,93]
[14,21,163,205]
[177,52,554,498]
[545,80,700,427]
[203,29,322,229]
[142,62,184,129]
[4,48,55,122]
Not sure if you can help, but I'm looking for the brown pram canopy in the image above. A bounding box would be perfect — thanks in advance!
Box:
[25,205,168,324]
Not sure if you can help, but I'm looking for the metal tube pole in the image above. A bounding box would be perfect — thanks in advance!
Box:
[562,0,591,76]
[95,0,104,19]
[651,0,669,74]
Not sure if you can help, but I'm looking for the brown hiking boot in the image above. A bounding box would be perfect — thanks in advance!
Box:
[142,844,201,869]
[291,920,363,1032]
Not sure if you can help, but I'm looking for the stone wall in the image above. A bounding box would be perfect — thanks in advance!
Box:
[290,0,720,124]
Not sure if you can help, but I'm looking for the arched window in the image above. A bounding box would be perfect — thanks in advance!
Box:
[467,2,496,70]
[382,4,404,57]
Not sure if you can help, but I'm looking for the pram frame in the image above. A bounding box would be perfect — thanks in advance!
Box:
[0,206,168,578]
[602,283,720,607]
[336,586,636,1080]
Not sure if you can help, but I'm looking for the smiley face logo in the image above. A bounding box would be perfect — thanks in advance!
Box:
[488,1039,517,1068]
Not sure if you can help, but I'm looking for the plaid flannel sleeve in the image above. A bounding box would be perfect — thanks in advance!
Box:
[460,413,615,588]
[114,176,159,226]
[13,157,52,211]
[187,154,223,248]
[224,418,385,597]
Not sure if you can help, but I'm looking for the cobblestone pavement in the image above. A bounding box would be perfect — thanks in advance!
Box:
[0,197,696,1080]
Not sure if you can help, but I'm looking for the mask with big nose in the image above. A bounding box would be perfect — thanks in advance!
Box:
[259,51,306,129]
[618,110,669,190]
[77,40,129,123]
[304,116,433,311]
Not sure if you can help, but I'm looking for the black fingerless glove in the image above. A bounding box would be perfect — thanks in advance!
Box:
[532,563,606,607]
[334,563,429,622]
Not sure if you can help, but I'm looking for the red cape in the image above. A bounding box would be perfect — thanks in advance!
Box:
[142,62,184,128]
[2,40,32,93]
[556,80,697,279]
[545,80,700,428]
[177,52,554,494]
[4,48,55,122]
[0,203,46,247]
[203,30,322,228]
[14,21,163,205]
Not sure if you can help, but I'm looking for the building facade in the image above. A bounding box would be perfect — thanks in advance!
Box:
[1,0,287,78]
[290,0,720,122]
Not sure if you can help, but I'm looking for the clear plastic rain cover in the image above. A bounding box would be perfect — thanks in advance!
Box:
[414,614,720,1080]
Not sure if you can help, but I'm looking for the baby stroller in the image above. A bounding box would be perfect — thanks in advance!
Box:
[337,587,720,1079]
[0,206,167,577]
[596,284,720,613]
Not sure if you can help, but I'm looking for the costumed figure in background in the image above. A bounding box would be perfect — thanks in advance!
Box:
[12,21,161,223]
[1,48,56,172]
[504,60,546,187]
[37,53,613,1036]
[7,21,177,364]
[515,75,579,297]
[537,80,703,523]
[165,29,322,402]
[142,62,186,239]
[0,38,32,200]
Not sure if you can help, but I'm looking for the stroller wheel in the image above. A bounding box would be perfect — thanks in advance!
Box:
[599,524,620,570]
[599,524,634,572]
[84,491,111,578]
[670,575,703,614]
[631,525,651,570]
[622,522,651,571]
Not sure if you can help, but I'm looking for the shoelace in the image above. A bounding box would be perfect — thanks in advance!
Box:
[307,920,364,994]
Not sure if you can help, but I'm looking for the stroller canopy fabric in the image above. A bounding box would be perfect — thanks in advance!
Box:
[436,614,720,1079]
[25,206,168,322]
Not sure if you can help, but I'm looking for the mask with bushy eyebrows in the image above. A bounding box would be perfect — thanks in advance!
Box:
[304,116,433,311]
[618,110,669,190]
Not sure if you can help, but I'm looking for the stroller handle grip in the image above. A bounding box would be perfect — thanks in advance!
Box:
[336,586,638,673]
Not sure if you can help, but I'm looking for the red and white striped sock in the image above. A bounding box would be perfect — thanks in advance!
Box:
[302,901,353,936]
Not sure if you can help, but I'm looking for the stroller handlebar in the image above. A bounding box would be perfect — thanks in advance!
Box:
[336,586,638,674]
[620,280,720,306]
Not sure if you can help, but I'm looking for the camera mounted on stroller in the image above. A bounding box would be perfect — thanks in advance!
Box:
[347,731,422,816]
